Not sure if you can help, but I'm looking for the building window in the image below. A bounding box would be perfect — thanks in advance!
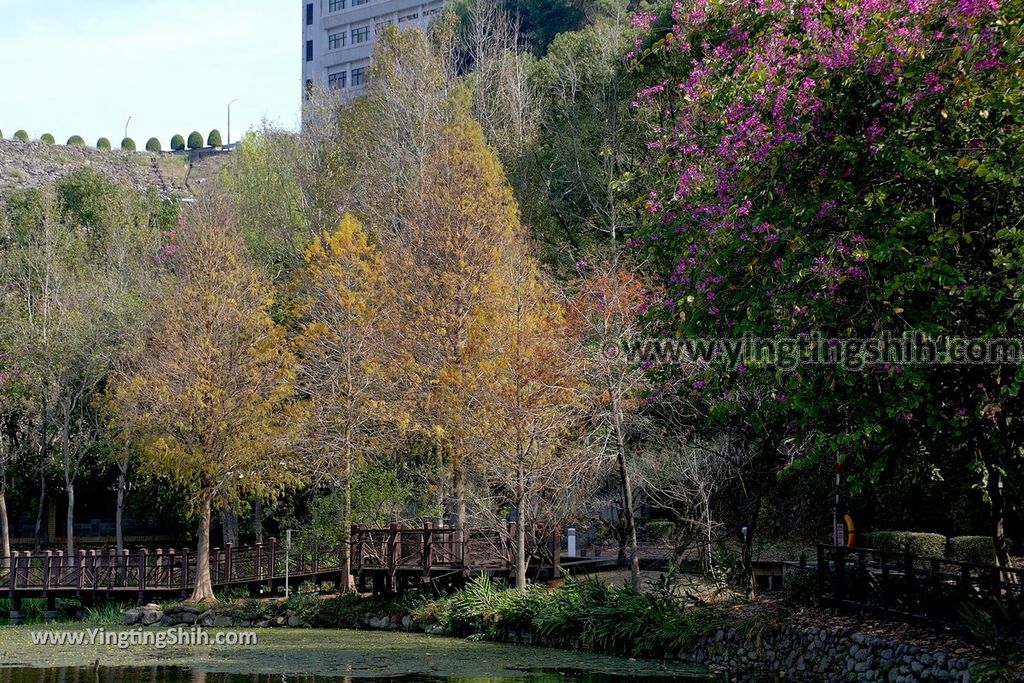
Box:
[305,40,313,62]
[328,0,346,11]
[305,79,314,99]
[398,12,419,23]
[305,3,313,25]
[351,67,367,87]
[328,31,346,49]
[353,0,371,5]
[374,19,393,34]
[352,26,370,44]
[328,71,347,89]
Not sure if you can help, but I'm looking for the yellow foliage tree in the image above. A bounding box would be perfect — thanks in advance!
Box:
[295,213,389,589]
[387,102,521,538]
[108,197,302,602]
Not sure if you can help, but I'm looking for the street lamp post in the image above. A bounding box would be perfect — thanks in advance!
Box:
[124,116,132,142]
[227,99,239,146]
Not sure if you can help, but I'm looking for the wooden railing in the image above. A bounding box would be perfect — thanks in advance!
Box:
[0,525,517,597]
[350,523,514,574]
[816,544,1024,627]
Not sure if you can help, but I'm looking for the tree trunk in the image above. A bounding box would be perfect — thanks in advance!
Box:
[515,479,527,588]
[434,444,445,528]
[221,509,239,547]
[0,491,10,571]
[612,408,641,592]
[253,498,263,546]
[741,495,761,599]
[33,397,48,553]
[115,462,128,556]
[342,462,354,590]
[985,458,1012,569]
[191,495,215,602]
[33,464,47,553]
[65,481,75,556]
[454,461,466,563]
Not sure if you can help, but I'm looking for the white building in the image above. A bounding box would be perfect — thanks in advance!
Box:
[302,0,448,98]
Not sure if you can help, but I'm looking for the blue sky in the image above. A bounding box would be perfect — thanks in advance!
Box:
[0,0,299,147]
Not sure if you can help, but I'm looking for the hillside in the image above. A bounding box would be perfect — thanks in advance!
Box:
[0,139,230,202]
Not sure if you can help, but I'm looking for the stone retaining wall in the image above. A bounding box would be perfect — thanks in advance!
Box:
[120,602,979,681]
[691,623,975,682]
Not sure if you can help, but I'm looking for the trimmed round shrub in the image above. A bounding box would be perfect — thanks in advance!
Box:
[120,137,136,151]
[40,133,55,144]
[862,531,946,558]
[170,134,185,151]
[145,137,162,152]
[207,129,223,147]
[187,131,204,149]
[948,536,996,565]
[0,130,3,140]
[67,135,85,146]
[96,137,112,150]
[13,130,29,142]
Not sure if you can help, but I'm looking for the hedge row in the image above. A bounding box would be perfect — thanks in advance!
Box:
[860,531,997,564]
[2,129,227,150]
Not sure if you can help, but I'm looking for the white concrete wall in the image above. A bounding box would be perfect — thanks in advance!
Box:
[302,0,448,98]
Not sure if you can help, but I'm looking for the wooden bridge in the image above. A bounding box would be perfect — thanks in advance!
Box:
[1,523,532,614]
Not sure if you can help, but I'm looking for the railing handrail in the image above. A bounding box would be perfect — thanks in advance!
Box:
[817,543,1023,575]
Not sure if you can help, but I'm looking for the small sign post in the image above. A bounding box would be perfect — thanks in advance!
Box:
[284,529,292,599]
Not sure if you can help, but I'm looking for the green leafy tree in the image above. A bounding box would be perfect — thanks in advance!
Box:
[145,137,162,153]
[96,137,111,150]
[13,130,29,142]
[66,135,85,146]
[170,134,185,151]
[207,129,223,147]
[120,137,136,151]
[40,134,54,145]
[187,131,204,150]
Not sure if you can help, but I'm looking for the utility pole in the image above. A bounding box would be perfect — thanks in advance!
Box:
[124,116,132,141]
[227,99,239,146]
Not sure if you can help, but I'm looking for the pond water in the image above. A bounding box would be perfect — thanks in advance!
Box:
[0,670,746,683]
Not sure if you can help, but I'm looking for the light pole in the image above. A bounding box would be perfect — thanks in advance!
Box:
[124,116,132,142]
[227,99,239,146]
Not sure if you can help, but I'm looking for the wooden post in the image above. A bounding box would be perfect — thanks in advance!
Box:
[268,537,277,592]
[254,543,263,580]
[903,553,916,615]
[43,551,52,591]
[77,550,86,591]
[816,545,826,603]
[422,522,433,576]
[505,521,516,577]
[181,547,190,598]
[138,548,148,602]
[225,543,233,583]
[121,549,130,587]
[387,523,399,573]
[8,551,18,596]
[551,529,561,577]
[353,526,364,572]
[88,550,98,592]
[165,549,175,588]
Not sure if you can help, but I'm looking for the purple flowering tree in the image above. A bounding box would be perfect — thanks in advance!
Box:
[630,0,1024,565]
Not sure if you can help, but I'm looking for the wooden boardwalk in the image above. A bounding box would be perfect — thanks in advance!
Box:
[1,523,519,609]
